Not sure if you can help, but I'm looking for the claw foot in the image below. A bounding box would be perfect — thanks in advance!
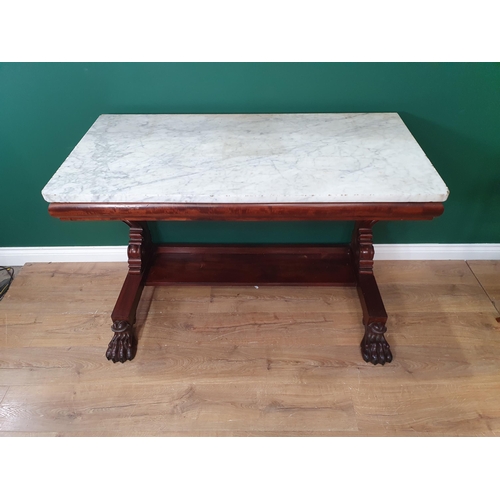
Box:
[360,322,392,365]
[106,320,136,363]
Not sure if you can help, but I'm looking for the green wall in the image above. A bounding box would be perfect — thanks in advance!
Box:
[1,63,499,247]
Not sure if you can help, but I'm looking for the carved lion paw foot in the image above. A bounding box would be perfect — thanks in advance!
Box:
[106,321,136,363]
[360,322,393,365]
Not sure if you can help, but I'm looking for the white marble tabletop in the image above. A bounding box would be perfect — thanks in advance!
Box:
[42,113,449,204]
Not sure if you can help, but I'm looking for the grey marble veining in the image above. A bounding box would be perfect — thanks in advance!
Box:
[41,113,449,203]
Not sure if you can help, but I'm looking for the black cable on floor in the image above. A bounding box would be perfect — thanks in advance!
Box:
[0,266,14,301]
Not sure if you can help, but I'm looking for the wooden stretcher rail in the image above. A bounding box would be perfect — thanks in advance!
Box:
[145,244,356,286]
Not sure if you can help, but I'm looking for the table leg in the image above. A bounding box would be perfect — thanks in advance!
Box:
[351,221,392,365]
[106,221,153,363]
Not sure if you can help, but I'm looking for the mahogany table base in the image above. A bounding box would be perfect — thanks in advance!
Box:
[105,220,392,365]
[49,201,444,366]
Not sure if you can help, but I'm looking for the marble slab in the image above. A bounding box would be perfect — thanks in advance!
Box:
[42,113,449,204]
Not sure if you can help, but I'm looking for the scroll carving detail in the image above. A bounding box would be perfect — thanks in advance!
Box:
[351,221,376,275]
[124,221,152,274]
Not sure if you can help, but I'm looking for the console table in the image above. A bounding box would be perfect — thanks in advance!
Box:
[42,113,449,365]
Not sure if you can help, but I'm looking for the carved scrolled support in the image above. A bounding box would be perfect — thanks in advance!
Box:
[351,220,376,275]
[351,220,393,365]
[106,221,153,363]
[124,221,152,274]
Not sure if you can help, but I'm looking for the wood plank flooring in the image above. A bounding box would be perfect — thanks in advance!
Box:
[468,261,500,315]
[0,260,499,436]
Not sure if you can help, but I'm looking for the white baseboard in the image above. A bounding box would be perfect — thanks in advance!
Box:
[0,246,128,266]
[1,244,499,267]
[374,244,500,260]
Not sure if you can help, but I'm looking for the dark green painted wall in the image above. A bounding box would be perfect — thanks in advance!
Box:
[1,63,499,247]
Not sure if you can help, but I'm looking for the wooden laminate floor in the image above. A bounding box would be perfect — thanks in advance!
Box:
[0,261,499,436]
